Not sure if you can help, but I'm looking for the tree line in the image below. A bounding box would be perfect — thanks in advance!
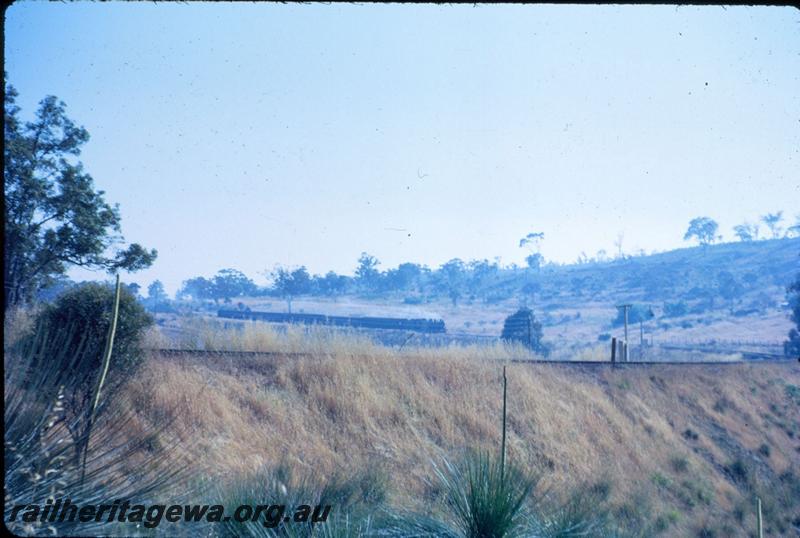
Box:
[684,213,800,247]
[173,256,508,311]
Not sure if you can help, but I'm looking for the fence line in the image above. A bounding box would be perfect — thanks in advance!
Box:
[153,348,795,365]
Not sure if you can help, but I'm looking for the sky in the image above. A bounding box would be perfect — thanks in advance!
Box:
[5,2,799,295]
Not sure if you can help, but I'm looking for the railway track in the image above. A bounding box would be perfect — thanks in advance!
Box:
[153,348,798,365]
[657,344,790,362]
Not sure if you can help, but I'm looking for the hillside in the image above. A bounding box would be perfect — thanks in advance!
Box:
[125,346,800,536]
[174,238,800,356]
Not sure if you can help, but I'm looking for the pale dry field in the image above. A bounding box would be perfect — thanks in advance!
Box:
[232,292,792,349]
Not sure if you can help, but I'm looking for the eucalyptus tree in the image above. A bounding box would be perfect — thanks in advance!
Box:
[4,77,156,309]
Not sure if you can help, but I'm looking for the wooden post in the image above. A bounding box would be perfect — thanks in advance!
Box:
[756,497,763,538]
[501,366,507,482]
[611,337,617,364]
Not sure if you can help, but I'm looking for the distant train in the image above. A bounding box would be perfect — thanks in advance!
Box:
[217,309,446,334]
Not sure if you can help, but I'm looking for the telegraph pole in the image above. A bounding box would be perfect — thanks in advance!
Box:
[616,304,632,361]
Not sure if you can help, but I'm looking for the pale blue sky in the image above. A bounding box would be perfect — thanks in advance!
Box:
[5,2,799,294]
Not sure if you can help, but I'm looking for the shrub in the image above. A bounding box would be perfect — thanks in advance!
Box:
[670,456,690,473]
[16,282,153,453]
[683,429,699,441]
[651,472,671,488]
[786,384,800,406]
[588,477,613,502]
[32,281,153,385]
[445,452,534,537]
[724,459,753,487]
[4,295,190,536]
[500,308,548,356]
[652,514,670,533]
[712,397,733,414]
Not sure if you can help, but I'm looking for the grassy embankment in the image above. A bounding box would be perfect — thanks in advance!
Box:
[120,320,800,536]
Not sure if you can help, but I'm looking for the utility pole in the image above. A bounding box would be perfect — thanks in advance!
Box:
[616,304,632,361]
[640,319,644,360]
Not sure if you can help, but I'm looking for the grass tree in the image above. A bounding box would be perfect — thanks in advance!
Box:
[4,278,194,536]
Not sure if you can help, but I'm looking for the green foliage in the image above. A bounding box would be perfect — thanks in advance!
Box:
[3,77,156,309]
[430,452,535,538]
[439,258,466,306]
[501,308,548,356]
[271,266,311,312]
[519,232,545,250]
[178,269,257,304]
[213,268,257,303]
[761,211,784,239]
[4,295,191,536]
[178,275,216,302]
[525,253,544,271]
[651,473,671,489]
[21,282,153,430]
[683,217,719,247]
[715,271,743,305]
[36,281,152,376]
[682,429,699,441]
[670,456,690,474]
[724,458,753,488]
[315,270,350,297]
[732,222,759,242]
[147,279,169,311]
[785,384,800,406]
[520,233,545,272]
[355,252,380,291]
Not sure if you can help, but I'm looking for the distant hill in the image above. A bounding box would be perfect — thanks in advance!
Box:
[198,238,797,355]
[487,237,799,312]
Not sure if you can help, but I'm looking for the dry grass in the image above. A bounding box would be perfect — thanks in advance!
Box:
[167,316,540,361]
[121,324,800,536]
